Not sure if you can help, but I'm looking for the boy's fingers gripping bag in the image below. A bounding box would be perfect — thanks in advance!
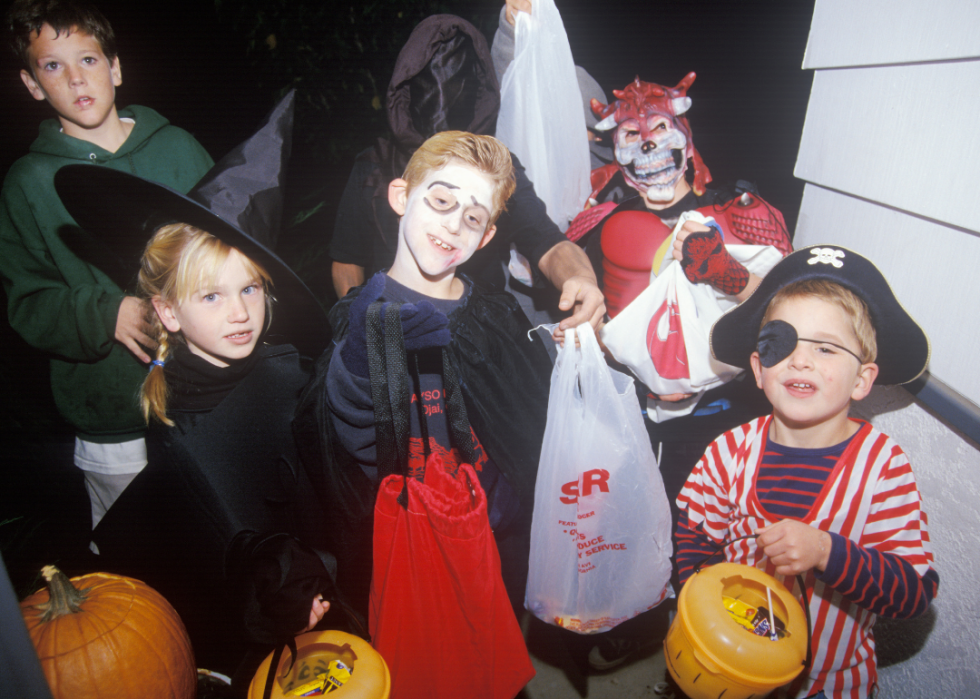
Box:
[526,324,673,633]
[495,0,591,230]
[600,211,783,422]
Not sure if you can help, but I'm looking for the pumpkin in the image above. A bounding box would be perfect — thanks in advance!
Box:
[19,565,197,699]
[248,630,390,699]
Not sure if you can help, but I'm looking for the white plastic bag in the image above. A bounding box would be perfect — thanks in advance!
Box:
[600,212,783,422]
[525,324,673,634]
[495,0,591,231]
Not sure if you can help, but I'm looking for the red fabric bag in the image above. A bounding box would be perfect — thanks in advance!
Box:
[364,303,534,699]
[369,455,533,699]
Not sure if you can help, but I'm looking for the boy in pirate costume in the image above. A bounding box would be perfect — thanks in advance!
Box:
[569,72,793,670]
[676,245,939,698]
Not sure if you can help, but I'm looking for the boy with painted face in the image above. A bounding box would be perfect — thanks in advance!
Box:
[387,149,503,298]
[321,131,553,614]
[328,13,605,342]
[675,246,939,698]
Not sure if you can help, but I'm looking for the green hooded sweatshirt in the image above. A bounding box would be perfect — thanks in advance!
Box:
[0,105,213,442]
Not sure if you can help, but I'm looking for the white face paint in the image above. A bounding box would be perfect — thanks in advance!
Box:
[614,114,689,204]
[388,161,497,296]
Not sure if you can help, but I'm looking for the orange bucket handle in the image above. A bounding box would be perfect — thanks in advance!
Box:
[260,636,298,699]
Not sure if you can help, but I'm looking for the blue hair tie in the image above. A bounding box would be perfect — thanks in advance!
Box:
[150,359,166,370]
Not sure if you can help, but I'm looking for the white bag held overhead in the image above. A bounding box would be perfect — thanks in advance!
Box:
[495,0,591,231]
[525,324,673,634]
[600,211,783,422]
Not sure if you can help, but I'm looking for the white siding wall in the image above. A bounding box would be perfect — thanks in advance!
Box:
[795,186,980,402]
[849,388,980,698]
[804,0,980,67]
[794,1,980,695]
[796,62,980,234]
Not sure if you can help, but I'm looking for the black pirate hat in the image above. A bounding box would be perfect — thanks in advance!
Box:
[55,91,329,358]
[710,245,929,385]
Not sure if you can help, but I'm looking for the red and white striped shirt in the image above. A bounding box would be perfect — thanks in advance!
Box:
[677,416,936,699]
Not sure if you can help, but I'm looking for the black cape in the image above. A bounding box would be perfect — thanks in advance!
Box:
[95,344,335,676]
[294,280,552,612]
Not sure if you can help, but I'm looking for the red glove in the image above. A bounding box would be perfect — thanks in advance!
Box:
[680,224,749,295]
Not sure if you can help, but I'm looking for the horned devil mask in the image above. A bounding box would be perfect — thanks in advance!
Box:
[592,73,711,203]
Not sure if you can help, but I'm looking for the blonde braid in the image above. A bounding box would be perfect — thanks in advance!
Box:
[140,310,174,426]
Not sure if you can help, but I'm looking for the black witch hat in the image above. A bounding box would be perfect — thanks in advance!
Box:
[55,91,329,358]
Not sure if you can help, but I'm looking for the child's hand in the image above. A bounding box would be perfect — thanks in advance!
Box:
[504,0,532,25]
[671,219,702,262]
[675,222,749,296]
[116,296,158,363]
[300,595,330,633]
[400,302,450,352]
[755,520,833,576]
[649,391,695,403]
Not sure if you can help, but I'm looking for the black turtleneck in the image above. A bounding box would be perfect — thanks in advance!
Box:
[164,343,262,412]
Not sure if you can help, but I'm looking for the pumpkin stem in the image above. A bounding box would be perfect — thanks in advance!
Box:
[37,565,90,621]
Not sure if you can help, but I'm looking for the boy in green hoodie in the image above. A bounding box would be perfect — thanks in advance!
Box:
[0,0,213,533]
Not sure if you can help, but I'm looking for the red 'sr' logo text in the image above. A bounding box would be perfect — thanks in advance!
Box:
[560,469,611,504]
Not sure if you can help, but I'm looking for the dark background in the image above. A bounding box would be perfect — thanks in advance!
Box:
[0,0,817,272]
[0,0,815,590]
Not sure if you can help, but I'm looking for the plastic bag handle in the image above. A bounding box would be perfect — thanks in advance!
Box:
[562,325,576,349]
[561,323,609,370]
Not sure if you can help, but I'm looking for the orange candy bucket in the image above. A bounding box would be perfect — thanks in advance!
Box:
[249,630,390,699]
[664,563,808,699]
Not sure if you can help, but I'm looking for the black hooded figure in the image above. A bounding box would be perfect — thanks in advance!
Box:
[55,92,339,687]
[327,14,567,299]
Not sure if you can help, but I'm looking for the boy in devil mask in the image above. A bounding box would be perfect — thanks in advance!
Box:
[569,74,794,669]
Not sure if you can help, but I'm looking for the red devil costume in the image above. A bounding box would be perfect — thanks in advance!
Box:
[569,74,793,556]
[571,73,791,317]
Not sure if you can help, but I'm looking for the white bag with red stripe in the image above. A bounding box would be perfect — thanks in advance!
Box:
[600,211,782,422]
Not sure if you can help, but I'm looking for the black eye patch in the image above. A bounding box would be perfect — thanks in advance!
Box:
[757,320,798,367]
[757,319,864,366]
